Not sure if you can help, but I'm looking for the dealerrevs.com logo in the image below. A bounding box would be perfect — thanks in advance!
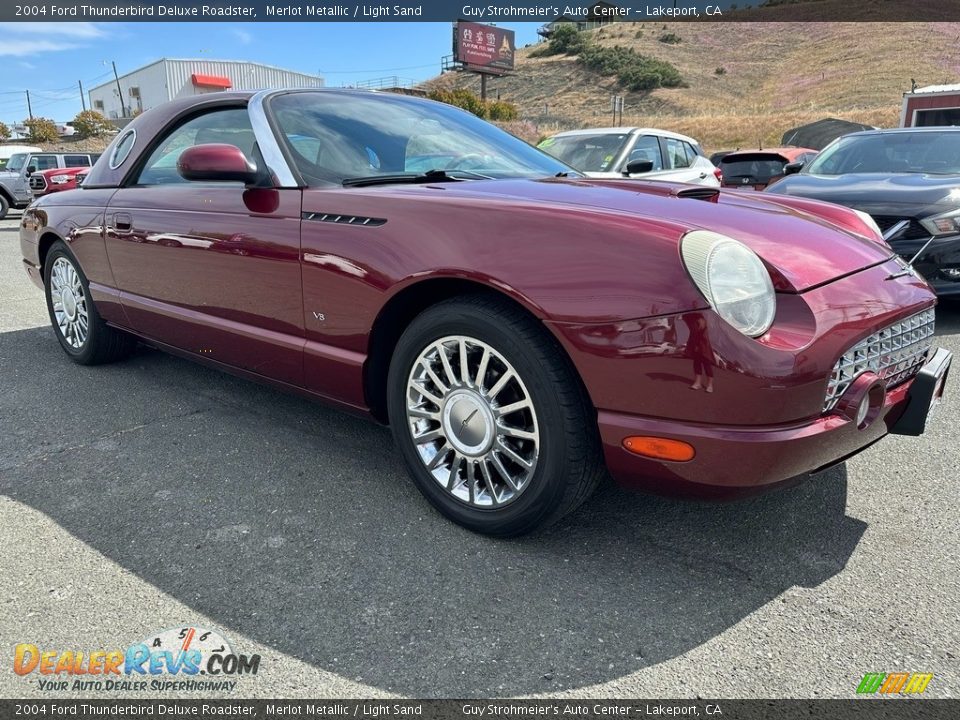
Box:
[13,626,261,692]
[856,672,934,695]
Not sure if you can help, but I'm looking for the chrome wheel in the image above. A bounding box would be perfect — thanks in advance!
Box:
[50,256,89,349]
[406,335,540,508]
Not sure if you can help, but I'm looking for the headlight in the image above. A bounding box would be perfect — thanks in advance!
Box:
[852,209,883,240]
[920,208,960,237]
[49,175,70,184]
[681,230,776,338]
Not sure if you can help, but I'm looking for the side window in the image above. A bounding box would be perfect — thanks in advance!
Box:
[624,135,663,171]
[684,142,700,165]
[30,155,59,172]
[664,139,692,169]
[64,154,89,167]
[136,107,256,186]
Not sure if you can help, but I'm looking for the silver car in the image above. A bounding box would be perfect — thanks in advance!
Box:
[539,127,720,186]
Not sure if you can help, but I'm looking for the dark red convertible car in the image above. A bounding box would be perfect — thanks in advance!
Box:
[20,89,951,536]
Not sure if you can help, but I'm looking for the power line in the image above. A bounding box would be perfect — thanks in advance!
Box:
[320,62,438,74]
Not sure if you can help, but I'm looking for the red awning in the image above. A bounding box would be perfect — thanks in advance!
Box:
[191,73,232,89]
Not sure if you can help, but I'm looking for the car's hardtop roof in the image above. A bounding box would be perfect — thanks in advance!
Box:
[79,87,455,190]
[550,127,701,144]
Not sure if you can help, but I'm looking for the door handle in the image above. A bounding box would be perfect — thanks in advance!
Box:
[114,212,132,233]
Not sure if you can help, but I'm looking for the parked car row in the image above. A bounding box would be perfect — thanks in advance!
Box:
[537,123,960,297]
[767,127,960,296]
[0,149,99,219]
[18,89,950,535]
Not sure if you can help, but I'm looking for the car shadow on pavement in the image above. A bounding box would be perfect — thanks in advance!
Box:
[1,325,867,696]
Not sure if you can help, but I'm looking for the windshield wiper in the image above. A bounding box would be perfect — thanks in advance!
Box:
[342,168,492,187]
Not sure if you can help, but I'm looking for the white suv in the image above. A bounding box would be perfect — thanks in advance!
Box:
[539,127,721,186]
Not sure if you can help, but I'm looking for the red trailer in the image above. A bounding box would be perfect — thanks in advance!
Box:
[901,84,960,127]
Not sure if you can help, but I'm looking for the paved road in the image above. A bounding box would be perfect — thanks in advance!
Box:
[1,213,957,699]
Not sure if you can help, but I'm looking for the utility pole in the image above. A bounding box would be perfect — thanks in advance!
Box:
[111,61,126,117]
[25,90,33,120]
[480,74,487,101]
[78,80,86,111]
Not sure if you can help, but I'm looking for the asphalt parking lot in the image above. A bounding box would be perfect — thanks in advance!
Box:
[1,211,958,700]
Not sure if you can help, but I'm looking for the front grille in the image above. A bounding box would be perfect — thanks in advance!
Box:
[29,175,46,191]
[824,308,936,411]
[871,215,930,241]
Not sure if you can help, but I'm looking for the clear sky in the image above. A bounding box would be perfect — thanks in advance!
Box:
[0,21,544,129]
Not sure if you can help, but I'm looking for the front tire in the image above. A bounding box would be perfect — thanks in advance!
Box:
[387,295,602,536]
[44,241,136,365]
[0,194,9,220]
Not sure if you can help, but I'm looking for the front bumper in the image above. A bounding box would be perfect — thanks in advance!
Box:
[599,346,951,499]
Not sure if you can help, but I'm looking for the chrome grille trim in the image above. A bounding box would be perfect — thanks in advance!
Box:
[29,175,46,191]
[824,308,935,412]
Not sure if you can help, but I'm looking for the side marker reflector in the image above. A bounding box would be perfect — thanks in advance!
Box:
[622,436,695,462]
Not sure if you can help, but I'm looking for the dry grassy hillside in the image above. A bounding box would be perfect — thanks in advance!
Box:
[434,21,960,151]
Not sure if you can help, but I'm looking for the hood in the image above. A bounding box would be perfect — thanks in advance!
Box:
[398,177,893,292]
[37,167,85,178]
[766,172,960,218]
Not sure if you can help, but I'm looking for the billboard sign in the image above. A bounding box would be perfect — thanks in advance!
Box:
[453,22,515,75]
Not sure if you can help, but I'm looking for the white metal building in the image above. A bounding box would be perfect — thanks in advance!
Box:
[88,58,325,120]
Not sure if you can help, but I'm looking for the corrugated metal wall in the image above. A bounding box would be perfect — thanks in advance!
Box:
[89,59,325,117]
[165,59,325,100]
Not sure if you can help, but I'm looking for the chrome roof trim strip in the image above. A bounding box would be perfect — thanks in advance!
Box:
[248,89,299,188]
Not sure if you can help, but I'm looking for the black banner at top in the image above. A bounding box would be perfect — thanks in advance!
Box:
[2,0,960,23]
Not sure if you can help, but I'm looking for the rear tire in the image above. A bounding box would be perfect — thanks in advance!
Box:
[0,194,9,220]
[43,240,136,365]
[387,294,602,536]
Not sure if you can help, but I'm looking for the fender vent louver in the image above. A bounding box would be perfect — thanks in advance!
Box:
[674,187,720,201]
[302,212,386,227]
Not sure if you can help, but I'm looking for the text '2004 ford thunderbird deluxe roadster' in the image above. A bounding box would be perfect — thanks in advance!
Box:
[20,89,951,535]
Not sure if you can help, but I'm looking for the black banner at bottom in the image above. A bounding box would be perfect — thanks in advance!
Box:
[1,700,958,720]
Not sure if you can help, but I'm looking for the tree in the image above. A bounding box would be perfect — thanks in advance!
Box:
[72,110,113,138]
[0,121,10,142]
[24,117,59,144]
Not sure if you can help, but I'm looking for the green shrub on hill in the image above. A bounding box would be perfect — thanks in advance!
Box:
[530,24,591,57]
[427,88,519,121]
[578,45,686,91]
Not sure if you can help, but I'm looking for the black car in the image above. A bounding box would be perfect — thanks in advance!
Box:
[765,128,960,295]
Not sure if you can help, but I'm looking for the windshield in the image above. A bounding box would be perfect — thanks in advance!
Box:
[538,133,630,173]
[5,153,27,173]
[806,132,960,175]
[269,91,573,186]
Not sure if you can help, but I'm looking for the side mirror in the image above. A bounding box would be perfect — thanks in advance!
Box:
[623,159,654,176]
[26,165,36,175]
[783,161,805,176]
[177,144,261,185]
